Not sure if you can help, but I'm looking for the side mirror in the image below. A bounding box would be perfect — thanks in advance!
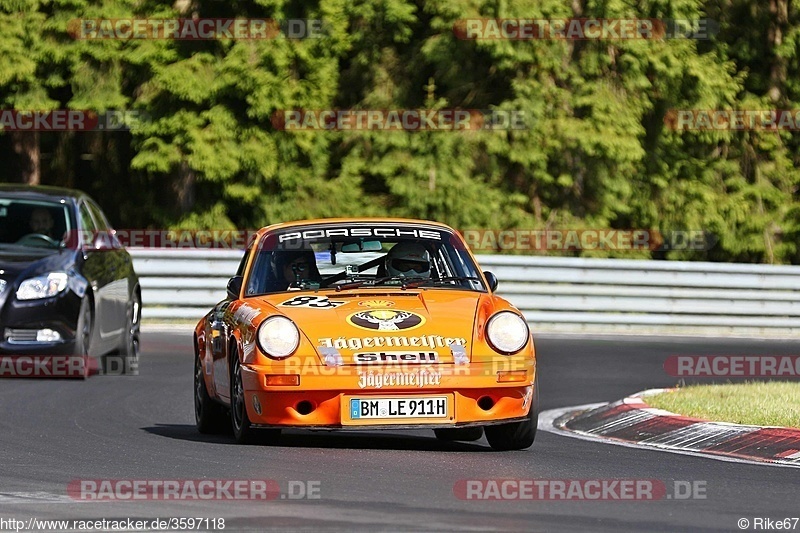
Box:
[93,231,119,251]
[483,271,499,292]
[227,275,243,300]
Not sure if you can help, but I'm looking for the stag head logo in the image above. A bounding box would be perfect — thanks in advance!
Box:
[347,309,425,331]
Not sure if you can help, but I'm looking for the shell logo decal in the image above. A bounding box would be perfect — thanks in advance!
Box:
[358,299,395,308]
[346,309,425,331]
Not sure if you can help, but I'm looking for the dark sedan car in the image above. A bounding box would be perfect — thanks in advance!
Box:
[0,185,140,372]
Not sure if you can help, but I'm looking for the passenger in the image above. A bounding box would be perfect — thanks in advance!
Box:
[385,242,431,279]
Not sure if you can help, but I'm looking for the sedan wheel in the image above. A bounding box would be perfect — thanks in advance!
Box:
[121,295,141,374]
[74,297,92,356]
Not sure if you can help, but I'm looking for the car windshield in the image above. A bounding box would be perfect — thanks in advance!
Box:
[244,223,486,295]
[0,198,71,250]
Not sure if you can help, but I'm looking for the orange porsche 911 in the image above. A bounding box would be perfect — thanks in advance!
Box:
[193,219,537,450]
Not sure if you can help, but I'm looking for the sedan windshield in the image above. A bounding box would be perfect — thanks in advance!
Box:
[0,198,71,249]
[245,223,486,295]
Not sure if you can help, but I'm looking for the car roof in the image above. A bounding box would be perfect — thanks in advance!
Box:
[259,218,457,235]
[0,184,86,203]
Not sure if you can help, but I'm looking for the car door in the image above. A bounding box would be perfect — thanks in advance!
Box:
[87,199,131,338]
[78,200,115,350]
[212,248,251,401]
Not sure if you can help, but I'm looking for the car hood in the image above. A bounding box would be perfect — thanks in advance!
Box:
[0,246,75,282]
[256,290,483,365]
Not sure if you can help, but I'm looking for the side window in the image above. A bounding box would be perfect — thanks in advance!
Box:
[79,202,97,232]
[236,248,250,276]
[245,251,271,295]
[87,200,110,231]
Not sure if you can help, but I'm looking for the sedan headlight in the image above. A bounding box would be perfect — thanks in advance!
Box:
[486,311,530,354]
[16,272,68,300]
[257,316,300,359]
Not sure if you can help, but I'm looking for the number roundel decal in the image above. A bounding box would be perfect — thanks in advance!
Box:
[280,296,345,309]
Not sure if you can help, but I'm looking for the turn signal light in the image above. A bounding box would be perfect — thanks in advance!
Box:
[265,374,300,386]
[496,370,527,383]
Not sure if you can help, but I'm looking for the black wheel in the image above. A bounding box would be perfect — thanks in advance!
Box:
[74,296,92,356]
[434,427,484,442]
[230,346,280,444]
[120,293,141,374]
[485,376,539,451]
[194,352,229,434]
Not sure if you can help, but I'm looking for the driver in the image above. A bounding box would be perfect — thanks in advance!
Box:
[272,250,321,289]
[385,242,431,279]
[28,207,57,239]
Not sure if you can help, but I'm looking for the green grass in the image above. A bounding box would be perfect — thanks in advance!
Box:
[645,382,800,428]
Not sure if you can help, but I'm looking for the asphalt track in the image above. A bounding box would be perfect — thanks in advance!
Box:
[1,330,798,532]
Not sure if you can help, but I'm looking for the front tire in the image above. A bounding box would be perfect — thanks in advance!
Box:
[485,377,539,451]
[194,352,229,434]
[119,294,141,374]
[230,346,280,444]
[74,296,92,356]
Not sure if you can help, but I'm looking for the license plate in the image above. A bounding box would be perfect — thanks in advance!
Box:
[347,396,449,421]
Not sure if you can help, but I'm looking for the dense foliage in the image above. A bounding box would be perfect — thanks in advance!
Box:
[1,0,799,262]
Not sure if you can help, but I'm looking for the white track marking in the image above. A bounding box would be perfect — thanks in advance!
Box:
[0,492,77,504]
[539,404,800,470]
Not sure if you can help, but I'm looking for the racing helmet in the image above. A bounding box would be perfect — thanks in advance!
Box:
[271,250,320,282]
[385,242,431,278]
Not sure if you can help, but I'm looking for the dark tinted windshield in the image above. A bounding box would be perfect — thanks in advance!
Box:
[0,198,71,249]
[245,223,485,295]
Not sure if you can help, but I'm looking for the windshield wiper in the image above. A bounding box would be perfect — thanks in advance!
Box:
[431,276,483,283]
[369,276,430,289]
[333,276,390,292]
[394,276,484,290]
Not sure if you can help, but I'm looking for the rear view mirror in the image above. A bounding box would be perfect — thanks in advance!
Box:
[341,240,382,252]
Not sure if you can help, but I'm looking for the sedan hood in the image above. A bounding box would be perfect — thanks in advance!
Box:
[257,291,482,365]
[0,246,74,282]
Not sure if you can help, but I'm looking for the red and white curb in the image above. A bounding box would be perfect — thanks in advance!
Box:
[538,389,800,469]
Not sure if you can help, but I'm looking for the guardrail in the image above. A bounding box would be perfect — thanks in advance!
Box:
[132,249,800,336]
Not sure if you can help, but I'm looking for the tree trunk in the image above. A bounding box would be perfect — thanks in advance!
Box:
[768,0,789,103]
[10,131,40,184]
[174,161,196,214]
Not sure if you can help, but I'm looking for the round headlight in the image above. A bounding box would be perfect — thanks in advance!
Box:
[257,316,300,359]
[486,311,529,354]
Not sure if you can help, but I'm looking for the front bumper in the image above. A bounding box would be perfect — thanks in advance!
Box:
[0,289,81,355]
[238,362,536,428]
